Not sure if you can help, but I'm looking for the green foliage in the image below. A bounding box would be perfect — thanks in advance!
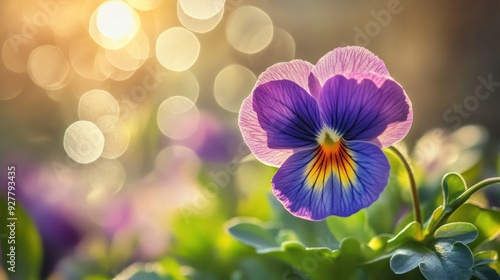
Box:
[114,259,186,280]
[327,209,375,243]
[472,251,500,280]
[390,222,477,279]
[472,266,500,280]
[226,161,500,279]
[386,172,500,279]
[448,204,500,249]
[390,240,474,280]
[441,172,467,210]
[388,222,423,249]
[434,222,478,243]
[0,196,42,280]
[226,217,371,279]
[226,218,282,253]
[107,135,500,280]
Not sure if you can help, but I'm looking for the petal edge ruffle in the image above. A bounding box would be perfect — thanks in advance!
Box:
[309,46,390,98]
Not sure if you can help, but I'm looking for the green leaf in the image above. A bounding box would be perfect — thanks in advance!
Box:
[276,229,299,244]
[233,257,292,280]
[334,238,364,277]
[0,196,42,280]
[115,259,186,280]
[268,241,340,263]
[225,218,280,253]
[390,221,478,279]
[326,209,375,243]
[434,222,478,244]
[441,172,467,209]
[474,251,498,266]
[367,234,391,254]
[471,251,500,280]
[394,211,415,234]
[265,241,340,280]
[390,240,474,280]
[472,266,500,280]
[423,205,444,236]
[268,195,336,248]
[448,204,500,249]
[267,238,363,280]
[388,221,422,249]
[390,243,427,275]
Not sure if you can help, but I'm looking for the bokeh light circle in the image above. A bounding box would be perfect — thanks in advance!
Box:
[89,1,140,50]
[214,64,256,112]
[96,116,130,159]
[96,49,135,81]
[97,1,137,40]
[179,0,225,20]
[250,28,296,68]
[85,158,126,198]
[78,89,120,124]
[226,6,274,54]
[126,0,163,11]
[0,67,26,100]
[157,96,199,140]
[177,0,224,33]
[69,39,107,81]
[2,37,38,73]
[64,121,105,164]
[154,145,201,179]
[104,29,149,72]
[28,45,70,90]
[156,27,200,71]
[105,47,141,72]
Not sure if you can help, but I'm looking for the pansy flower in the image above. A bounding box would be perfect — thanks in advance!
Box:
[239,46,413,220]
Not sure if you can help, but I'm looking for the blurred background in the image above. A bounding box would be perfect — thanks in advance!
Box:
[0,0,500,279]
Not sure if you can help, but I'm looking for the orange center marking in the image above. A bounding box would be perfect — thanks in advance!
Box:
[305,130,357,189]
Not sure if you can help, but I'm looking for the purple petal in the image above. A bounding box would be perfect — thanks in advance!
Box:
[309,46,389,98]
[319,73,412,147]
[239,60,314,167]
[272,140,389,220]
[253,80,322,149]
[239,96,293,167]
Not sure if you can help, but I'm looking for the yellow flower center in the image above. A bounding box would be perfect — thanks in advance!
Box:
[305,127,356,189]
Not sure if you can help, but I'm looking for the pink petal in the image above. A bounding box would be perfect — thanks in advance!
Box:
[376,103,413,147]
[309,46,389,98]
[239,60,314,167]
[256,59,314,91]
[239,96,293,167]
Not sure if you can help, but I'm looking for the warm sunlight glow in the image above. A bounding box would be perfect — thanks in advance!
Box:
[90,1,140,50]
[97,1,137,40]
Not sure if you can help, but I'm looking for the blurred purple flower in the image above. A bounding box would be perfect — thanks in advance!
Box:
[182,112,240,163]
[0,154,81,278]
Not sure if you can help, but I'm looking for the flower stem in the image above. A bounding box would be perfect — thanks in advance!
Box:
[424,177,500,239]
[449,177,500,210]
[388,146,422,225]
